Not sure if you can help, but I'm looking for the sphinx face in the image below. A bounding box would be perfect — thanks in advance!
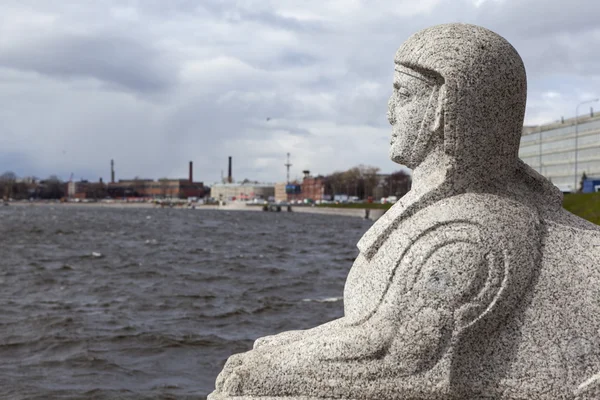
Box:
[387,68,438,169]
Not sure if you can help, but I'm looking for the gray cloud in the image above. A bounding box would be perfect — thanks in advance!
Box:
[477,0,600,38]
[0,0,599,184]
[0,32,176,93]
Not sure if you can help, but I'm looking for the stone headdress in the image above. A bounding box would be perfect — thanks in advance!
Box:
[396,23,526,183]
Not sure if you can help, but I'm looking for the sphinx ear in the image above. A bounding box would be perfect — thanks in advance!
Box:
[430,84,445,133]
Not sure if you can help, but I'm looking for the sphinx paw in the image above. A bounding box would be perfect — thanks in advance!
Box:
[215,352,247,392]
[215,348,279,395]
[221,370,246,395]
[253,330,304,349]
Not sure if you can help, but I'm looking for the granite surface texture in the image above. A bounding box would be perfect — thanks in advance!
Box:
[208,23,600,399]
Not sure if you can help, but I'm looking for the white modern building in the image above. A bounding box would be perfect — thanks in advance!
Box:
[210,182,275,202]
[519,113,600,193]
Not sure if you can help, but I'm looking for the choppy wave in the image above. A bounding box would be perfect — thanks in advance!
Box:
[0,206,371,398]
[301,297,344,303]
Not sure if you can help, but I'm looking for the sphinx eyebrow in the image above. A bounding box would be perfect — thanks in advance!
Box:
[394,65,436,85]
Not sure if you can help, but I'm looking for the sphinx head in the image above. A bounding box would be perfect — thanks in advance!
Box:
[387,64,444,169]
[388,23,527,179]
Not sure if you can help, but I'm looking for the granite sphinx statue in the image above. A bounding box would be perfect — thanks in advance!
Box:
[209,23,600,400]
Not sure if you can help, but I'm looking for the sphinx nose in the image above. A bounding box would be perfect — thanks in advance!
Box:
[387,96,396,125]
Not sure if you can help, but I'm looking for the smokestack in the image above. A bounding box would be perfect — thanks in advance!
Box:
[228,156,232,183]
[111,159,115,183]
[189,161,193,183]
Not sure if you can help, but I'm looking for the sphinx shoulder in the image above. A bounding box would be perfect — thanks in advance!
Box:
[418,192,542,235]
[373,192,543,263]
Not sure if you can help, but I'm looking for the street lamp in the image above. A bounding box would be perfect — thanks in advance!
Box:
[574,98,599,192]
[538,125,543,175]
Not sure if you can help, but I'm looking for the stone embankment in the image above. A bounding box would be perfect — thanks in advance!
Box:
[201,202,386,220]
[284,205,386,221]
[6,200,387,221]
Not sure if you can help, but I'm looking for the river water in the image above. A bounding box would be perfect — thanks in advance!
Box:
[0,205,372,399]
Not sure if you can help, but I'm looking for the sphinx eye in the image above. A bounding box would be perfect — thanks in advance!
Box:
[394,84,411,98]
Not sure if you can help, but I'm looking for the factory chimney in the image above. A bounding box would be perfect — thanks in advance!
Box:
[111,159,115,183]
[189,161,193,183]
[228,156,232,183]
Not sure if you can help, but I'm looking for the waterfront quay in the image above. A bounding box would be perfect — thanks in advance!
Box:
[6,199,388,221]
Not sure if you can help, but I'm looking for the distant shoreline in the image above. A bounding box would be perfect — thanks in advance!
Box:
[5,201,385,220]
[7,201,157,209]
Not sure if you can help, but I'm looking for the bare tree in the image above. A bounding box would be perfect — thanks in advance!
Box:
[358,165,380,199]
[385,170,411,198]
[39,175,64,199]
[0,171,17,200]
[323,166,411,201]
[322,165,381,199]
[342,167,361,197]
[324,171,345,197]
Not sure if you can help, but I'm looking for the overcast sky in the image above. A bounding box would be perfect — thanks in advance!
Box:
[1,0,599,184]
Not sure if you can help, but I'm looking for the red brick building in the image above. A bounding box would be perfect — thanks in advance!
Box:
[274,171,325,202]
[107,179,205,199]
[300,175,325,201]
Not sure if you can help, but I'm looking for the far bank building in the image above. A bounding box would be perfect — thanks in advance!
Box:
[519,113,600,193]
